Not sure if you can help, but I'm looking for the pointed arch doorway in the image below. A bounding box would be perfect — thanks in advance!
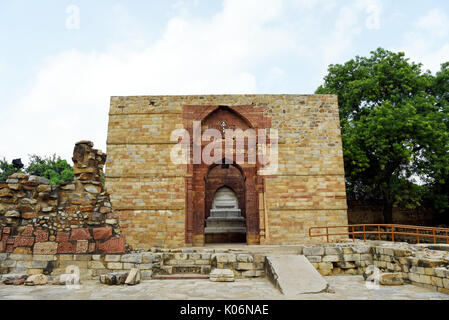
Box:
[183,104,266,247]
[204,164,247,243]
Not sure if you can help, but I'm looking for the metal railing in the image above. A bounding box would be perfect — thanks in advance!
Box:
[309,224,449,244]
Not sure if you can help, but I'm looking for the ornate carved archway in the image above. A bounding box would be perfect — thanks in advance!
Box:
[182,104,270,246]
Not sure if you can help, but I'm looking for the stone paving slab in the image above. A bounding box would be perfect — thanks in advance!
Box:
[266,255,328,295]
[0,276,447,300]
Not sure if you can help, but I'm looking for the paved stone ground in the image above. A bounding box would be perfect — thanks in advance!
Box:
[0,275,447,300]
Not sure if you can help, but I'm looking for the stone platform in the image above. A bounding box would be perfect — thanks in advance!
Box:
[0,276,448,300]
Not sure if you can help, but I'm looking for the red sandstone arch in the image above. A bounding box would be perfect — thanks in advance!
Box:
[182,104,271,246]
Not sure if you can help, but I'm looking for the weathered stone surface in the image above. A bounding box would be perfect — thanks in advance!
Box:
[209,269,235,282]
[33,242,58,255]
[9,173,29,180]
[1,273,28,285]
[75,240,89,254]
[56,232,70,243]
[142,252,160,263]
[266,255,328,295]
[212,253,236,263]
[5,210,20,218]
[100,272,128,285]
[13,236,34,248]
[28,176,50,185]
[88,261,105,269]
[379,273,404,286]
[33,230,49,243]
[70,228,92,241]
[303,247,324,256]
[125,268,141,285]
[121,253,142,264]
[25,274,48,286]
[57,242,76,254]
[99,237,126,254]
[0,189,14,198]
[93,227,112,240]
[84,185,101,194]
[105,254,121,262]
[61,184,75,191]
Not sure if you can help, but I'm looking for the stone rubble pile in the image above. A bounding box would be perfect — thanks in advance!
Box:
[0,141,125,255]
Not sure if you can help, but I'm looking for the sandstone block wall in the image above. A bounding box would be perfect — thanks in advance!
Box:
[106,95,348,249]
[302,242,449,294]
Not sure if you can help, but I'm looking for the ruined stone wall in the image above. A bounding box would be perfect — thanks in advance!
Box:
[106,95,348,249]
[348,200,438,226]
[0,141,126,255]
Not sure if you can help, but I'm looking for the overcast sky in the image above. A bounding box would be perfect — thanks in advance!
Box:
[1,0,449,165]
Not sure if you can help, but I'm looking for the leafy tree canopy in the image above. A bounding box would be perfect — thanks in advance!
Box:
[316,48,449,222]
[0,155,74,186]
[26,154,74,185]
[0,158,21,181]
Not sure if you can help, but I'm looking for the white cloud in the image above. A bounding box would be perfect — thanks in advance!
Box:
[359,0,382,30]
[416,8,449,38]
[397,8,449,73]
[1,0,292,164]
[0,0,397,165]
[321,0,382,66]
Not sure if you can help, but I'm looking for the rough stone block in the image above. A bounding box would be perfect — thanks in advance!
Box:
[142,253,161,263]
[25,274,48,286]
[107,262,123,270]
[56,232,70,243]
[343,254,360,262]
[58,242,76,254]
[379,273,404,286]
[121,253,142,264]
[99,237,126,254]
[70,228,92,241]
[31,260,48,269]
[105,255,121,262]
[1,260,16,268]
[33,242,58,255]
[88,261,105,269]
[9,254,32,261]
[434,267,448,278]
[125,268,141,285]
[93,227,112,240]
[75,240,89,254]
[431,276,443,287]
[303,247,324,256]
[443,278,449,289]
[209,268,235,282]
[123,263,136,269]
[306,256,322,263]
[34,230,49,243]
[141,270,153,280]
[322,255,340,262]
[235,262,255,271]
[236,254,254,263]
[13,236,34,248]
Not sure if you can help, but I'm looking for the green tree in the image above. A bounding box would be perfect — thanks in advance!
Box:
[26,154,74,185]
[316,48,449,223]
[0,158,20,181]
[426,62,449,216]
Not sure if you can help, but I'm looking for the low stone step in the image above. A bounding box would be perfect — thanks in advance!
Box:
[151,274,209,280]
[204,227,247,234]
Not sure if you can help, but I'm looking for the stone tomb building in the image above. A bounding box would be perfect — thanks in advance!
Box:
[106,95,348,249]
